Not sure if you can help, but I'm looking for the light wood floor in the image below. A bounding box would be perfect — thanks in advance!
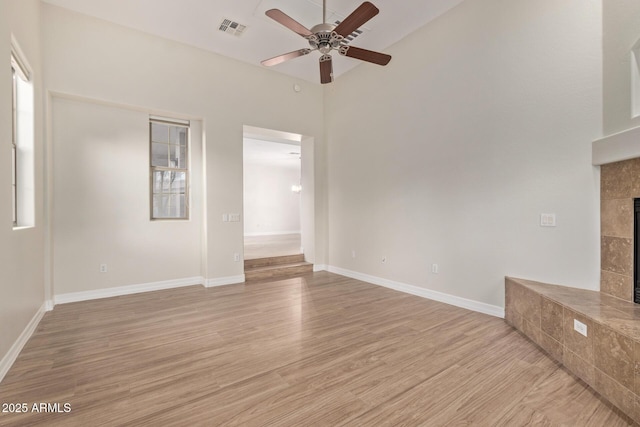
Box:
[0,272,634,426]
[244,234,302,260]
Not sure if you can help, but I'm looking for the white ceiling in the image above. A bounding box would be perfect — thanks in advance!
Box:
[41,0,464,84]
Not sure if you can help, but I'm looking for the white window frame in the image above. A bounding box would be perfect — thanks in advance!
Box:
[11,38,34,229]
[11,62,18,226]
[149,117,190,220]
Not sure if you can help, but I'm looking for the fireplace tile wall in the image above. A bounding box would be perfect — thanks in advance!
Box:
[600,157,640,301]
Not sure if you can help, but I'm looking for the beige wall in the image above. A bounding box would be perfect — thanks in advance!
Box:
[603,0,640,135]
[325,0,603,307]
[51,97,205,294]
[0,0,45,368]
[41,3,326,291]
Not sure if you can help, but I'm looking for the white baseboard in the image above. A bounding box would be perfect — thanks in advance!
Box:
[244,231,301,237]
[327,266,505,318]
[313,264,327,272]
[0,302,47,383]
[54,276,204,305]
[205,275,245,288]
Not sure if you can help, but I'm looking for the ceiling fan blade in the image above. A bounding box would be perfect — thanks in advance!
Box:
[265,9,313,37]
[319,55,333,84]
[334,2,379,38]
[261,49,312,67]
[340,46,391,66]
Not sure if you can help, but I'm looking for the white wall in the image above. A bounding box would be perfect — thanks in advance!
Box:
[0,0,45,372]
[603,0,640,135]
[244,160,301,236]
[325,0,602,308]
[42,3,326,291]
[51,97,204,294]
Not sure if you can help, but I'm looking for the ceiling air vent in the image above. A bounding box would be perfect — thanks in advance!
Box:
[219,19,247,37]
[334,20,363,44]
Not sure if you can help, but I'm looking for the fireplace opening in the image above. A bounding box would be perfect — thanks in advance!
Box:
[635,199,640,303]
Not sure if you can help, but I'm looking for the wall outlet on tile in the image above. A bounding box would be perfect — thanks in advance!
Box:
[222,214,229,222]
[432,264,439,274]
[381,256,387,264]
[573,319,587,337]
[100,264,108,273]
[233,253,241,262]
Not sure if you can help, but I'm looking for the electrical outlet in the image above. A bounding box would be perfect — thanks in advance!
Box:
[100,264,108,273]
[540,213,556,227]
[229,213,241,222]
[432,264,439,274]
[381,256,387,264]
[573,319,587,337]
[351,250,356,259]
[233,253,241,262]
[222,214,229,222]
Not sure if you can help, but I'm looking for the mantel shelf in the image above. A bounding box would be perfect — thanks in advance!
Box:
[593,125,640,165]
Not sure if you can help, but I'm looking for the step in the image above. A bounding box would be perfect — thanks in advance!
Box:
[245,261,313,282]
[244,254,304,270]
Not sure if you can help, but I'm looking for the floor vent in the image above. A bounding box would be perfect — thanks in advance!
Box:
[219,19,247,37]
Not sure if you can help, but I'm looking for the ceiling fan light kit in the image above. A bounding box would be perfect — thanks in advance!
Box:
[262,1,392,84]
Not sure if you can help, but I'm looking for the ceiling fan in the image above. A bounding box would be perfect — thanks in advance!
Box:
[261,1,391,84]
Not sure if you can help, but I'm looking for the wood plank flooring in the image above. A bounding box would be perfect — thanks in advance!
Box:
[0,272,634,426]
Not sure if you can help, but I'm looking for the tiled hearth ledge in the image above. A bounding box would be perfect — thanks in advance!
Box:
[505,277,640,424]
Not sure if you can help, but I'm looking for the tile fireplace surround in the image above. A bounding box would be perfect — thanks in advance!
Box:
[506,152,640,423]
[601,157,640,301]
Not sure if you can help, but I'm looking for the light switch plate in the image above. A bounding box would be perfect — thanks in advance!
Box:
[540,213,556,227]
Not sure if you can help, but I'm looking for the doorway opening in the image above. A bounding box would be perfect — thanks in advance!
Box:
[242,126,315,265]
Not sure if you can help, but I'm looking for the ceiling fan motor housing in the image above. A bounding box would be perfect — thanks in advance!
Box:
[308,24,343,54]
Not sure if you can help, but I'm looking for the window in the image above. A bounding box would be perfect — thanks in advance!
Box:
[11,61,18,226]
[11,40,34,228]
[150,117,189,220]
